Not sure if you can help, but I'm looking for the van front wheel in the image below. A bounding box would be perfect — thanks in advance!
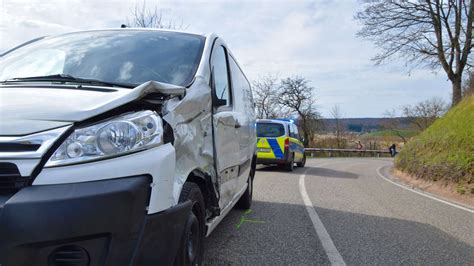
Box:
[175,182,205,266]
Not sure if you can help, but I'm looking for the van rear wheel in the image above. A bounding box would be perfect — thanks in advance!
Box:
[175,182,205,266]
[236,175,253,209]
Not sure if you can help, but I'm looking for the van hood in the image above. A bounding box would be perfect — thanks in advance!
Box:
[0,81,186,136]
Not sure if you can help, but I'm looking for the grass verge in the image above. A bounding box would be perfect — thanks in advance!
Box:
[395,95,474,194]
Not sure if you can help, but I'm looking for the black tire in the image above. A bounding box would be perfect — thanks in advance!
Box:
[175,182,205,266]
[236,168,254,209]
[297,154,306,168]
[284,153,294,171]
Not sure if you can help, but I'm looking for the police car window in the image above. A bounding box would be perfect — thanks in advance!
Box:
[211,46,230,105]
[257,123,285,138]
[289,124,296,138]
[294,126,301,139]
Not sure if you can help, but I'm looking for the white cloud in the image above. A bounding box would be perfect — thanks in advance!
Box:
[0,0,453,117]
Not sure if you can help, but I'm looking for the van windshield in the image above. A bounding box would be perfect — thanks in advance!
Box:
[0,30,205,87]
[257,123,285,138]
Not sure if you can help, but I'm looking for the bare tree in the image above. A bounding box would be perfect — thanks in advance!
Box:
[463,70,474,96]
[253,75,281,119]
[356,1,474,107]
[278,77,320,146]
[330,105,345,148]
[402,97,447,131]
[382,109,409,144]
[126,1,186,29]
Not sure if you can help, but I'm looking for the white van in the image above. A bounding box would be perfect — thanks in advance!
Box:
[0,29,256,265]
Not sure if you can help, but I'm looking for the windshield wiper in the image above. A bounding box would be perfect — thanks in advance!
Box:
[1,74,137,88]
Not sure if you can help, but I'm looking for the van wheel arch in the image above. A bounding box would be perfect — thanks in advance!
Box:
[185,170,220,219]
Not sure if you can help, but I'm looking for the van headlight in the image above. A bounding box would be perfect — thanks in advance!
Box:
[45,110,163,167]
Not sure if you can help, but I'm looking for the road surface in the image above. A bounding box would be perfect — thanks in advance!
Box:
[204,158,474,265]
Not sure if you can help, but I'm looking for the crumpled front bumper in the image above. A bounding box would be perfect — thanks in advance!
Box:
[0,175,191,266]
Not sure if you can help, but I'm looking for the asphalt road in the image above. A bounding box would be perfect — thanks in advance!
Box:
[203,158,474,265]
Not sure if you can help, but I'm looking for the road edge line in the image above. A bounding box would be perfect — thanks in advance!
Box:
[299,169,346,266]
[376,165,474,214]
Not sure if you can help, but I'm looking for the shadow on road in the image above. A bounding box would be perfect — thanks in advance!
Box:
[256,165,358,179]
[204,200,474,265]
[306,167,358,179]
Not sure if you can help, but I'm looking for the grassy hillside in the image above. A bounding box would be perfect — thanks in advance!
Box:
[395,95,474,194]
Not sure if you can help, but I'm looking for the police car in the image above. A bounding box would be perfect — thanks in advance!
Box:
[256,119,306,171]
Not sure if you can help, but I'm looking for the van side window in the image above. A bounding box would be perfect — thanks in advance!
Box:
[228,55,254,114]
[229,56,247,92]
[211,46,231,106]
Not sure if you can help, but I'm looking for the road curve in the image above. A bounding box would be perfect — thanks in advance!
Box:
[204,158,474,265]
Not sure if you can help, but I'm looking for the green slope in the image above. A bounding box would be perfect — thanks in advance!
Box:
[395,95,474,192]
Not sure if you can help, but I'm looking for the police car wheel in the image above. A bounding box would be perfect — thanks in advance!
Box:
[175,182,205,266]
[285,154,294,171]
[297,154,306,167]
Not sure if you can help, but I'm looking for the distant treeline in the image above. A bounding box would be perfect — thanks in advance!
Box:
[320,117,412,133]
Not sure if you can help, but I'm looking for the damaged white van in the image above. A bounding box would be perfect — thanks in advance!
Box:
[0,29,256,265]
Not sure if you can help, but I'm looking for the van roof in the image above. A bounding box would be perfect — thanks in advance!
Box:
[58,28,209,39]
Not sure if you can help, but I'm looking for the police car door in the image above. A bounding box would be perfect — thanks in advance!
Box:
[210,41,240,210]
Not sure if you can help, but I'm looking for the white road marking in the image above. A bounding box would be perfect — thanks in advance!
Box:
[298,166,346,266]
[376,165,474,214]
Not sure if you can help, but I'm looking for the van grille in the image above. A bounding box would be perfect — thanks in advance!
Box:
[0,163,29,192]
[0,143,41,152]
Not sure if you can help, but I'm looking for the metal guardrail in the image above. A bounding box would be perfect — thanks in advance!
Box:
[305,148,391,157]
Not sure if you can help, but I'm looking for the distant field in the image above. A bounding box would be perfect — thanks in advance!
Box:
[367,129,418,138]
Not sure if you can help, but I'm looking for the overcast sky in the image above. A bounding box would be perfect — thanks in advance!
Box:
[0,0,452,118]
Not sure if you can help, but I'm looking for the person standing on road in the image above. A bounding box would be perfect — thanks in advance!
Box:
[389,144,397,157]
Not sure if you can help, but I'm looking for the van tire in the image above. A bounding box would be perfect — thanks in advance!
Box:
[284,154,294,171]
[236,175,253,210]
[175,182,205,266]
[297,154,306,167]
